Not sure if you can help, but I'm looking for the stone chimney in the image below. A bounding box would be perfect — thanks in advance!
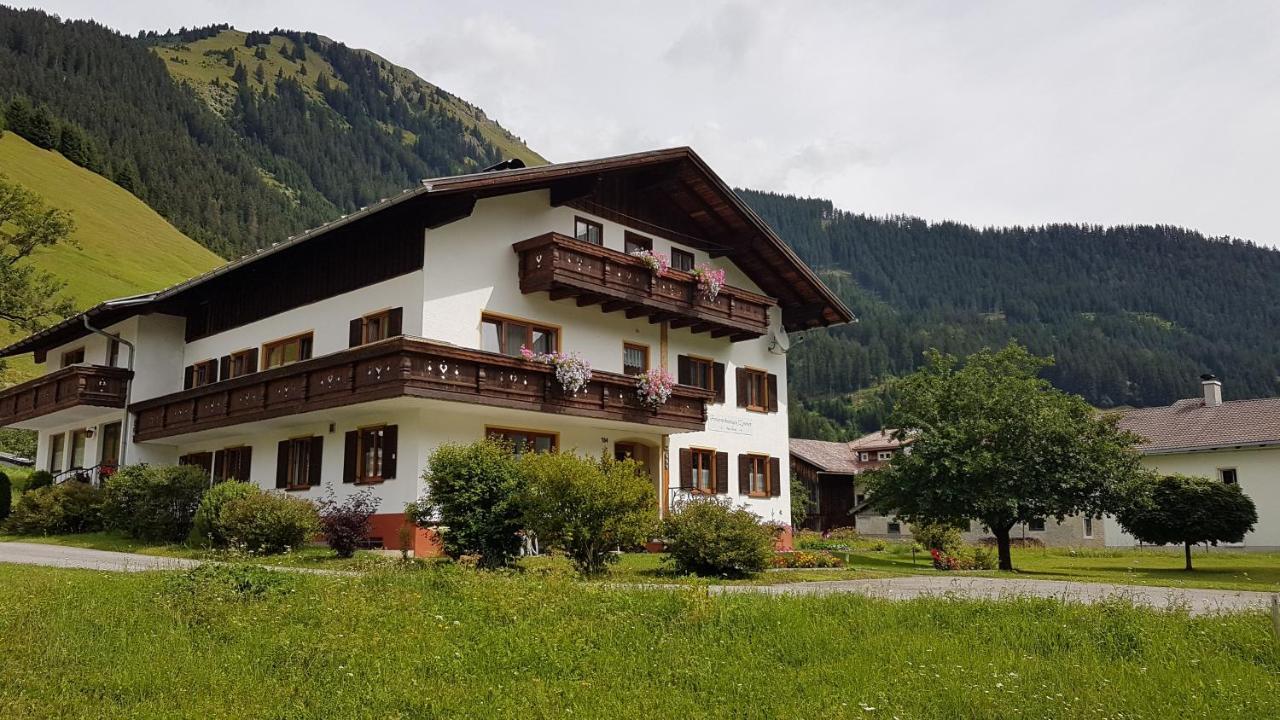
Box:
[1200,374,1222,407]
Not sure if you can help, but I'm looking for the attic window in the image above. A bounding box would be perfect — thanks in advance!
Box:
[1220,468,1238,485]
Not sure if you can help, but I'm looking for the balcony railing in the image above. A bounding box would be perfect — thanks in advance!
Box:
[130,336,713,441]
[0,365,132,427]
[513,232,775,341]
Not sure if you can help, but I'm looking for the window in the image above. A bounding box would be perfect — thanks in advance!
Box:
[858,452,869,462]
[350,308,402,347]
[877,450,893,461]
[623,342,649,375]
[278,437,320,489]
[99,422,122,470]
[691,448,716,494]
[1220,468,1238,485]
[192,359,219,388]
[1028,518,1046,532]
[1083,516,1094,539]
[69,429,87,469]
[685,357,712,389]
[357,426,387,483]
[741,368,768,412]
[48,433,65,472]
[855,493,866,505]
[263,332,313,370]
[671,247,695,272]
[61,347,85,368]
[481,314,558,357]
[107,339,121,367]
[624,232,652,254]
[227,349,257,379]
[745,454,770,497]
[215,446,252,484]
[574,217,603,245]
[887,521,901,535]
[678,355,723,403]
[488,427,557,456]
[179,452,214,477]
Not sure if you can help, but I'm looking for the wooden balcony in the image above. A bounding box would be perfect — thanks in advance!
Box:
[513,232,775,341]
[131,336,713,441]
[0,365,132,427]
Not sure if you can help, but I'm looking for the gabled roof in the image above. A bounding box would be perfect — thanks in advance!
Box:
[1117,397,1280,454]
[789,438,860,474]
[2,147,851,359]
[848,429,910,451]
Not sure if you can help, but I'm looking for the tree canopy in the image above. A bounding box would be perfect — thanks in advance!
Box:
[1116,474,1257,570]
[862,343,1147,570]
[0,175,76,333]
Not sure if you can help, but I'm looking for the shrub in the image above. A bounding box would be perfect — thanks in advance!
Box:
[416,440,523,568]
[912,521,964,553]
[518,452,656,576]
[101,464,209,542]
[0,472,10,522]
[25,469,53,492]
[661,497,774,577]
[930,544,998,571]
[3,481,104,535]
[219,491,318,555]
[790,477,811,527]
[191,481,260,547]
[316,487,380,558]
[770,550,844,568]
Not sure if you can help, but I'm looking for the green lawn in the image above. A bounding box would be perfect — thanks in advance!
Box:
[834,543,1280,593]
[0,562,1274,719]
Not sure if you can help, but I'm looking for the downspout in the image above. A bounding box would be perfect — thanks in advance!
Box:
[83,316,135,468]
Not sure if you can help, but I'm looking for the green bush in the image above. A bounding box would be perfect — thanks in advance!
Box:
[190,481,260,547]
[417,440,523,568]
[790,477,811,528]
[0,472,10,522]
[518,452,656,576]
[101,464,209,542]
[661,497,774,577]
[25,470,53,492]
[3,481,104,535]
[218,491,318,555]
[912,521,964,553]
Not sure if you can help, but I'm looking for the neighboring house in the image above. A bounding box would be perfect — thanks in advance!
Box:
[0,147,851,553]
[791,430,1103,546]
[1111,374,1280,549]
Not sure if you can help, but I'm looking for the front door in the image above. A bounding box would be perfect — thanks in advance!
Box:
[99,421,121,476]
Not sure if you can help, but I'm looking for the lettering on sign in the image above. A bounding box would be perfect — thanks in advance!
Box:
[706,414,752,436]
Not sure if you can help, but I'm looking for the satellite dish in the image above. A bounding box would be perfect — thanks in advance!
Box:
[768,326,791,354]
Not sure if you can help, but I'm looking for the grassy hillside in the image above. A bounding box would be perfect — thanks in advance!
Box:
[0,133,222,377]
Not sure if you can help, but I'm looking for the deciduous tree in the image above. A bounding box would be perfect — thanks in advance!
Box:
[1116,474,1257,570]
[0,176,76,333]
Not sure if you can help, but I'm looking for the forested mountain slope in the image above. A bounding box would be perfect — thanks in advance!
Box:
[739,190,1280,436]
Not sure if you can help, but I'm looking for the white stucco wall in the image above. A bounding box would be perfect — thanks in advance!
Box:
[1106,446,1280,548]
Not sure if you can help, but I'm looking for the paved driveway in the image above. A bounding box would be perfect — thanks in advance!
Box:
[0,542,201,572]
[712,576,1278,616]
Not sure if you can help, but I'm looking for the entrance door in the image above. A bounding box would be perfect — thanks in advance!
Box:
[614,442,654,477]
[99,421,122,477]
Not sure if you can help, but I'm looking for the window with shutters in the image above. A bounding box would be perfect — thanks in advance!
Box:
[48,433,65,472]
[262,332,313,370]
[61,347,85,367]
[623,232,652,254]
[352,307,402,347]
[574,216,603,245]
[281,437,318,489]
[742,368,768,412]
[678,355,723,403]
[670,247,695,272]
[227,349,257,379]
[623,342,649,375]
[745,454,770,497]
[356,425,388,483]
[215,446,252,483]
[487,427,557,456]
[480,313,558,357]
[192,359,219,388]
[690,448,715,494]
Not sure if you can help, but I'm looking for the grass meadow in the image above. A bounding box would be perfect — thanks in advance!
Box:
[0,561,1276,719]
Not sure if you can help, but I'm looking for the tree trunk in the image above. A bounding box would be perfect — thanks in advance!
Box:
[1184,541,1193,571]
[992,524,1014,572]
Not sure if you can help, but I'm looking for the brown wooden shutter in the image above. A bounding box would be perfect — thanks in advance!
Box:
[183,365,194,390]
[715,451,729,494]
[769,456,782,497]
[738,454,750,494]
[767,374,779,412]
[245,348,259,373]
[212,450,226,483]
[275,440,289,489]
[382,425,398,479]
[678,448,692,489]
[217,355,229,382]
[349,318,363,348]
[308,436,324,486]
[677,355,691,385]
[343,430,358,483]
[713,362,726,404]
[237,446,252,482]
[735,368,747,408]
[387,307,403,337]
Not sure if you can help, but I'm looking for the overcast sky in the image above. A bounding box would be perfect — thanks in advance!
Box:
[29,0,1280,246]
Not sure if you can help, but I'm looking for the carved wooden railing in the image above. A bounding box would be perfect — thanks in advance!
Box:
[131,336,713,441]
[0,365,132,427]
[513,232,775,341]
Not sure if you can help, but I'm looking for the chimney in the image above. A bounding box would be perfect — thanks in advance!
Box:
[1200,373,1222,407]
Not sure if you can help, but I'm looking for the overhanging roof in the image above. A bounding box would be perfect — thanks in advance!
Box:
[2,147,852,358]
